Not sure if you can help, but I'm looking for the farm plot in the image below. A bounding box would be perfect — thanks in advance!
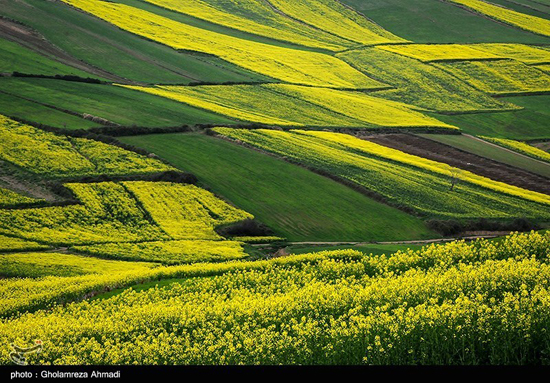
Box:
[140,0,353,51]
[73,240,246,265]
[363,133,550,194]
[0,115,173,178]
[61,0,380,89]
[0,234,49,253]
[481,136,550,162]
[435,60,550,95]
[337,48,516,112]
[0,187,42,208]
[122,182,252,240]
[214,128,550,219]
[448,0,550,37]
[126,84,453,129]
[377,43,550,64]
[433,94,550,140]
[0,252,155,279]
[121,133,435,242]
[0,78,235,128]
[260,0,406,45]
[2,0,266,84]
[1,232,550,364]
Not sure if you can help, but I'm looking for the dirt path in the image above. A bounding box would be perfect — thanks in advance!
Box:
[360,133,550,195]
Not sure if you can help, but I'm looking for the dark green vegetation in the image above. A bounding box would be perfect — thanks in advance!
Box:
[340,0,550,43]
[0,38,100,78]
[421,133,550,178]
[121,133,436,242]
[0,78,236,129]
[431,95,550,140]
[1,0,268,84]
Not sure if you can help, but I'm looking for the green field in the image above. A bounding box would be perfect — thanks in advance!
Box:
[1,0,269,84]
[340,0,550,43]
[432,95,550,140]
[421,133,550,178]
[121,133,436,242]
[0,78,236,128]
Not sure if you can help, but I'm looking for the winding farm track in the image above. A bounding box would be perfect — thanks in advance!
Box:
[360,133,550,195]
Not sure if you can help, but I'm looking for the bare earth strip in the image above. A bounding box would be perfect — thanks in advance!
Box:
[359,133,550,195]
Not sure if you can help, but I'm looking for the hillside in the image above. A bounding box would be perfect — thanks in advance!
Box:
[0,0,550,367]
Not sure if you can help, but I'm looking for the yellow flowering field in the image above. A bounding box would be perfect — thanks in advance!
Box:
[263,0,406,45]
[62,0,380,89]
[125,84,454,129]
[0,115,172,177]
[122,182,252,240]
[0,234,49,252]
[377,43,550,64]
[0,252,156,279]
[449,0,550,37]
[337,48,518,112]
[142,0,352,51]
[214,128,550,218]
[435,60,550,95]
[73,239,247,265]
[481,136,550,163]
[0,187,41,207]
[0,232,549,364]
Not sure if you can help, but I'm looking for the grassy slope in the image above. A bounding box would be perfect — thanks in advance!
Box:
[0,39,103,79]
[421,133,550,178]
[0,78,236,128]
[339,0,550,43]
[2,0,268,84]
[121,133,436,242]
[431,95,550,140]
[0,92,99,130]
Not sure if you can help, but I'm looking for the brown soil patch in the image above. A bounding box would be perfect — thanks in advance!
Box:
[359,133,550,196]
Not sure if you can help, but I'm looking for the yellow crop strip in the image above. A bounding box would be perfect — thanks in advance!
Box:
[1,232,550,364]
[124,84,454,129]
[0,234,49,252]
[142,0,352,51]
[435,60,550,95]
[214,128,550,218]
[122,182,252,240]
[266,84,457,129]
[337,48,517,112]
[73,240,247,265]
[0,188,40,207]
[449,0,550,37]
[0,252,155,278]
[472,44,550,64]
[481,136,550,163]
[61,0,380,89]
[377,44,501,62]
[0,115,172,177]
[267,0,406,45]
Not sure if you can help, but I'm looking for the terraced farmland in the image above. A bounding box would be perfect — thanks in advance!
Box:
[1,0,550,368]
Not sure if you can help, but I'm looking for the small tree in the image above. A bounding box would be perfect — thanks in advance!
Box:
[449,167,462,191]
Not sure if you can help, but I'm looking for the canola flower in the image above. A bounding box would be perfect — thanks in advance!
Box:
[435,60,550,95]
[0,252,156,279]
[0,234,49,253]
[62,0,380,89]
[214,128,550,218]
[0,188,40,207]
[142,0,353,51]
[0,232,549,364]
[449,0,550,37]
[125,84,454,129]
[337,48,517,112]
[481,136,550,163]
[0,115,172,177]
[72,240,247,265]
